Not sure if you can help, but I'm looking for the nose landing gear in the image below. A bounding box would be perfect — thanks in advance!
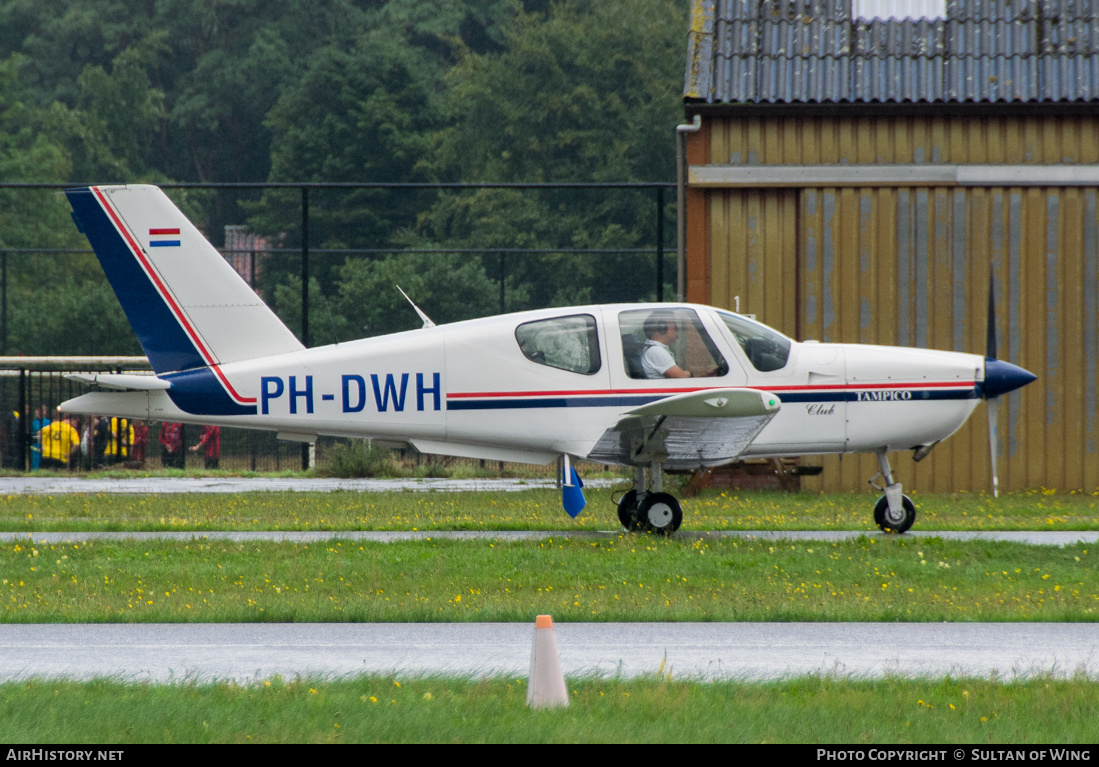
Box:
[870,450,916,533]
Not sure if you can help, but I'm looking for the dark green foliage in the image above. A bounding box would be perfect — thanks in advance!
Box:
[0,0,686,353]
[399,0,686,308]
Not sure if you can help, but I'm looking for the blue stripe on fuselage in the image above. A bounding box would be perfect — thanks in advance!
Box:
[65,188,206,375]
[162,368,257,416]
[446,388,978,411]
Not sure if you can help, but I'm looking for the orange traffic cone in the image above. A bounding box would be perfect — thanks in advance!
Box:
[526,614,568,708]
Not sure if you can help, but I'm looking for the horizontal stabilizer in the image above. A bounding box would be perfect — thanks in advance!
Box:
[61,391,152,420]
[65,373,172,391]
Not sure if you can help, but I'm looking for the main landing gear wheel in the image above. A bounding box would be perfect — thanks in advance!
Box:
[873,494,916,534]
[617,490,643,532]
[637,492,683,535]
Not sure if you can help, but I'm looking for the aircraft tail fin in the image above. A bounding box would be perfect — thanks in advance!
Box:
[66,185,304,375]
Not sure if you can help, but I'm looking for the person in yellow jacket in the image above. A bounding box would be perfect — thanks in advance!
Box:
[39,415,81,470]
[103,417,134,464]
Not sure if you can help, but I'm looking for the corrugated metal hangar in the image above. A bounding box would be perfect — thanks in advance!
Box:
[682,0,1099,493]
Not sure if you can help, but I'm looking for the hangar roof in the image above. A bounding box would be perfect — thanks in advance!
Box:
[685,0,1099,104]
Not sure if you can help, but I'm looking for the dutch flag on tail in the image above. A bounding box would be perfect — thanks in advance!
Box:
[148,228,180,247]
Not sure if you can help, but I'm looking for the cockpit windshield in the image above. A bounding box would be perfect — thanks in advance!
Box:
[716,311,792,372]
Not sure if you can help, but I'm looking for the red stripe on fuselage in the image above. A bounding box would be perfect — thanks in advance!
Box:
[447,381,976,400]
[92,187,256,405]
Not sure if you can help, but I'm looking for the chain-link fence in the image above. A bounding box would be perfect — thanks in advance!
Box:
[0,181,671,477]
[0,364,610,477]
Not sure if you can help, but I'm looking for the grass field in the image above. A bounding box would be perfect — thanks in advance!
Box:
[1,675,1096,743]
[1,487,1099,532]
[2,535,1093,623]
[3,486,1096,744]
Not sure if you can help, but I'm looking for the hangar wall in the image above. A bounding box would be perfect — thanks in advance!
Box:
[686,114,1099,493]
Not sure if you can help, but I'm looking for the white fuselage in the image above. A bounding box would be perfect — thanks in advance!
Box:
[62,303,985,468]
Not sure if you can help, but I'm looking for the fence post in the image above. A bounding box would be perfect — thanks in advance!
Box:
[301,186,311,473]
[656,187,665,303]
[18,368,26,471]
[301,186,310,347]
[1,251,7,355]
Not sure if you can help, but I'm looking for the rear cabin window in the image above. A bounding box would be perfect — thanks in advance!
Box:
[515,314,601,375]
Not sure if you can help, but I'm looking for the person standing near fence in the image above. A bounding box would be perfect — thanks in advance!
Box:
[79,416,97,470]
[30,405,50,471]
[93,416,109,466]
[190,425,220,470]
[103,417,133,465]
[131,420,148,467]
[2,409,22,469]
[159,421,184,469]
[39,414,80,471]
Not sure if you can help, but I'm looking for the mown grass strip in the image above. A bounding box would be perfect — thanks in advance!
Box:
[2,536,1094,623]
[1,488,1098,532]
[1,676,1096,743]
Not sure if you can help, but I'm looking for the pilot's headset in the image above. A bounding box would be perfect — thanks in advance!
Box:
[643,312,674,339]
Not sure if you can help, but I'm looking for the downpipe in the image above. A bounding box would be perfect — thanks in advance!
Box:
[676,114,701,302]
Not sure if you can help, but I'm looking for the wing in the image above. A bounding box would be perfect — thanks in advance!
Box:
[585,388,780,469]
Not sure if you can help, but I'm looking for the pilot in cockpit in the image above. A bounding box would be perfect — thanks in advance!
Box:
[640,311,717,379]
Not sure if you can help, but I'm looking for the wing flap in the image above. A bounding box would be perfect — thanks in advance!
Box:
[586,387,780,469]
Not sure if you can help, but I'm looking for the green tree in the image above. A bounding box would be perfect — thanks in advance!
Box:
[410,0,686,307]
[258,30,441,248]
[42,35,169,183]
[270,251,525,342]
[0,53,139,355]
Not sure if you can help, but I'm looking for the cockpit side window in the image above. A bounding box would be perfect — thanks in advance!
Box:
[619,308,728,380]
[717,311,792,372]
[515,314,601,375]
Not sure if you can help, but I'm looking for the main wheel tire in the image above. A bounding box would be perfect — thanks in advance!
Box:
[873,494,916,534]
[637,492,683,535]
[617,490,643,531]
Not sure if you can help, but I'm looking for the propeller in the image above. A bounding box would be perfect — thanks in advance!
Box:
[982,267,1036,497]
[987,269,1000,498]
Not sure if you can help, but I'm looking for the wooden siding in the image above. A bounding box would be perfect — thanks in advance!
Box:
[689,114,1099,493]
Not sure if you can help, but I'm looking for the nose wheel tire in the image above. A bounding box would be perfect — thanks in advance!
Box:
[637,492,683,535]
[617,490,643,531]
[873,494,916,534]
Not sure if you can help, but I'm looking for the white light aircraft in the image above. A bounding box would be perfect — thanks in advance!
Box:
[61,184,1036,535]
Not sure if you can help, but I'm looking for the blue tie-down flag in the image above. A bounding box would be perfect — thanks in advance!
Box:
[562,467,585,517]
